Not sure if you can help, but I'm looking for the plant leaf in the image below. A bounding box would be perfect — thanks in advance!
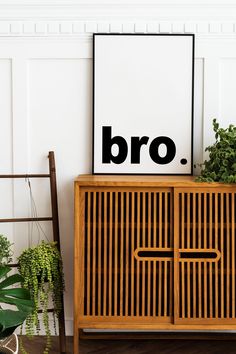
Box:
[0,266,10,280]
[0,310,27,330]
[0,274,24,289]
[0,288,31,300]
[0,295,34,313]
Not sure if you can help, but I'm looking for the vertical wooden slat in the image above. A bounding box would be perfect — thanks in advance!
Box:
[147,193,151,317]
[187,193,190,249]
[159,192,162,248]
[215,192,218,319]
[131,192,135,317]
[181,193,185,249]
[183,194,186,319]
[75,184,83,354]
[193,261,196,318]
[153,192,157,247]
[92,192,97,316]
[114,192,118,316]
[109,192,113,316]
[158,261,162,317]
[203,193,207,249]
[164,260,168,317]
[209,193,213,248]
[153,262,157,316]
[181,261,185,319]
[198,262,202,318]
[158,192,162,317]
[226,193,230,318]
[103,192,108,316]
[186,193,190,319]
[187,262,191,319]
[164,192,168,248]
[120,192,124,317]
[198,193,202,250]
[204,261,207,319]
[125,192,129,317]
[170,191,173,246]
[232,193,235,318]
[87,192,91,315]
[136,192,140,317]
[169,259,173,316]
[153,191,157,317]
[98,192,102,316]
[209,193,213,318]
[169,192,173,316]
[193,193,196,249]
[198,194,202,319]
[142,193,146,316]
[203,193,207,319]
[192,193,196,319]
[220,193,224,318]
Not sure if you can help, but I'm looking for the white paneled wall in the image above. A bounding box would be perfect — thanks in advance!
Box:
[0,1,236,334]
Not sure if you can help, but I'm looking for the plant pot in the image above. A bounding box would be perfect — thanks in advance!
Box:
[0,333,18,354]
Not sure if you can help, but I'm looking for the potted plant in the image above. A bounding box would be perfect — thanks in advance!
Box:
[0,235,34,354]
[18,240,65,354]
[196,119,236,182]
[0,234,13,266]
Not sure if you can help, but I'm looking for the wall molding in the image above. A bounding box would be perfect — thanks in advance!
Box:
[0,20,236,37]
[0,2,236,21]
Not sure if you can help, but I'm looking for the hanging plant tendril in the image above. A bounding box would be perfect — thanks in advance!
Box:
[18,241,65,354]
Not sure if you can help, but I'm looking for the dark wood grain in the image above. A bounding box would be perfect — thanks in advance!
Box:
[19,336,236,354]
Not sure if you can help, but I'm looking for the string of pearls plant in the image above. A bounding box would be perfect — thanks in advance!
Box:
[18,240,65,354]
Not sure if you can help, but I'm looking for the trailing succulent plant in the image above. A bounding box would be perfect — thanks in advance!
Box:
[18,241,65,354]
[196,119,236,183]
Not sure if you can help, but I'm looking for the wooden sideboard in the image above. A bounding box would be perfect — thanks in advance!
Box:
[74,175,236,354]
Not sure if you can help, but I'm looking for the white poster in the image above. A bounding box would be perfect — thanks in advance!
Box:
[93,34,194,174]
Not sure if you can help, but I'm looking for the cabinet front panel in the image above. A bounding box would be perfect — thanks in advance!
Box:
[175,189,236,324]
[80,188,173,322]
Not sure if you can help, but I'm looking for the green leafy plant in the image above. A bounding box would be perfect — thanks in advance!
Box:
[0,265,34,340]
[0,235,34,352]
[0,234,13,265]
[196,119,236,182]
[18,241,65,354]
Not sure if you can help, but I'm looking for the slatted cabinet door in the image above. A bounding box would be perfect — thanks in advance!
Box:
[174,187,236,324]
[74,176,236,354]
[78,187,173,325]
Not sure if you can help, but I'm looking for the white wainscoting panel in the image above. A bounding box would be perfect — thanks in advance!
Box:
[0,2,236,334]
[219,58,236,126]
[0,59,12,175]
[0,59,14,240]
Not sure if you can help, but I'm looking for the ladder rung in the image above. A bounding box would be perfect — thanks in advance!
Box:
[0,217,53,223]
[0,174,50,178]
[38,309,54,313]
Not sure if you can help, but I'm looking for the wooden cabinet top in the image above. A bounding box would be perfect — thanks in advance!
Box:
[75,174,236,189]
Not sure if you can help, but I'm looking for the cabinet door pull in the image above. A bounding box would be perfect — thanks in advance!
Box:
[134,248,173,261]
[179,249,221,262]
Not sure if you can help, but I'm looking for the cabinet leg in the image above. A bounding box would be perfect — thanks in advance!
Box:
[74,328,79,354]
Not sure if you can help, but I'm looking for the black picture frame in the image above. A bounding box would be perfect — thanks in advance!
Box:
[92,33,195,175]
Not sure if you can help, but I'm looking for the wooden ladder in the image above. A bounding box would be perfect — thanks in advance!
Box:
[0,151,66,354]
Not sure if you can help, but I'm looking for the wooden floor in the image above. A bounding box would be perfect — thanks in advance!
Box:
[20,335,236,354]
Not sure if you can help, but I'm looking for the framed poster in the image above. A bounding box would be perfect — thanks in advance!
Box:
[93,33,194,175]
